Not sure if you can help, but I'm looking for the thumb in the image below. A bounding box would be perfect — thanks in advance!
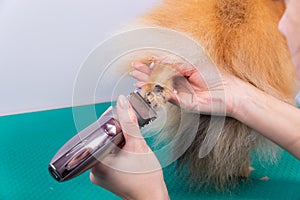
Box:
[116,95,150,152]
[170,90,201,112]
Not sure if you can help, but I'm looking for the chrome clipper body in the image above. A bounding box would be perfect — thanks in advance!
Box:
[48,91,157,182]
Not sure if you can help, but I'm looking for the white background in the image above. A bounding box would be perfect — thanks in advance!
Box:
[0,0,158,116]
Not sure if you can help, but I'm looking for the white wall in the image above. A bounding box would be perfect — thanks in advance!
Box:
[0,0,158,116]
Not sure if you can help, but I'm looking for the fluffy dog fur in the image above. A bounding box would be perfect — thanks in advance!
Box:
[118,0,298,191]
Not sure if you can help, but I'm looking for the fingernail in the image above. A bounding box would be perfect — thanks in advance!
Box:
[118,95,129,109]
[149,62,155,69]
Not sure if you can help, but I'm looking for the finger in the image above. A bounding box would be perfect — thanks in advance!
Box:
[170,65,196,77]
[168,91,180,106]
[169,90,202,113]
[117,95,140,136]
[89,162,121,195]
[116,95,150,152]
[130,70,151,82]
[134,81,146,88]
[132,62,152,75]
[90,162,110,182]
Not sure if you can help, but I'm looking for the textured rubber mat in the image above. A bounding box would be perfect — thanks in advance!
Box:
[0,104,299,200]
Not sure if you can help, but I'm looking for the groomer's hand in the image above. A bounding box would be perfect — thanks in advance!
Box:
[131,62,237,116]
[90,95,169,200]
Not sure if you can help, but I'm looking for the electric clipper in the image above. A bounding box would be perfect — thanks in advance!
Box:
[48,91,157,182]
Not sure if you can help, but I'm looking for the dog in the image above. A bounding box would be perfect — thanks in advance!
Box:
[113,0,297,191]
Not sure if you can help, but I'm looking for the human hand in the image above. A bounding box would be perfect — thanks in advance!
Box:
[131,61,237,116]
[90,95,169,200]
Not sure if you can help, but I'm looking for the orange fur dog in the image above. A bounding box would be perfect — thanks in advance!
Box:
[120,0,297,191]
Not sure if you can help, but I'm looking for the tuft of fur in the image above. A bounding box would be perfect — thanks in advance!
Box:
[176,116,278,191]
[122,0,297,191]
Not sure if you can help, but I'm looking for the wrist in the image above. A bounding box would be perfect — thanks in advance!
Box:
[225,76,259,120]
[223,75,245,118]
[228,78,270,126]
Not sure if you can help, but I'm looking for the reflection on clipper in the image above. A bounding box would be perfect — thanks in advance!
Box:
[103,122,117,136]
[64,123,118,170]
[66,148,92,170]
[66,139,87,157]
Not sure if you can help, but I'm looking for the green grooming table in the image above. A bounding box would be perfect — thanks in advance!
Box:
[1,103,300,200]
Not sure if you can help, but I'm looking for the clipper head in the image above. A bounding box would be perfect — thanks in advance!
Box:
[129,91,157,127]
[48,91,157,182]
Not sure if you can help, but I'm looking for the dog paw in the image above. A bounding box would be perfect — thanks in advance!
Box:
[142,84,169,109]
